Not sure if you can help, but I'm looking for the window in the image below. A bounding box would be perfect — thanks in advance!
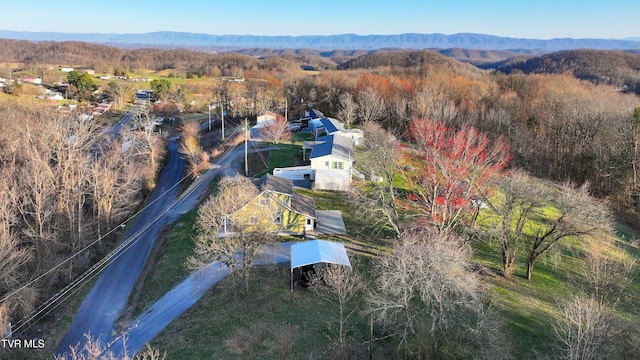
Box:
[332,161,344,170]
[273,215,282,224]
[259,198,269,207]
[306,218,312,225]
[248,216,258,225]
[325,161,330,168]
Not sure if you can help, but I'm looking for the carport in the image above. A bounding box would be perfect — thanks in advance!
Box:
[290,239,351,290]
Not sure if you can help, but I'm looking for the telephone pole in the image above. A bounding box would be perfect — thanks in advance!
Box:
[244,118,249,176]
[221,103,225,140]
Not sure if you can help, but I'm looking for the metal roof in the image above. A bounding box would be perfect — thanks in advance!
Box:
[256,174,294,196]
[310,134,354,161]
[290,239,351,270]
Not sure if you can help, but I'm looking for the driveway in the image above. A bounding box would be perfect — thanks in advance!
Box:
[104,242,293,358]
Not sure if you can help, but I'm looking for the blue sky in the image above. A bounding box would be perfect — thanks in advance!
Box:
[3,0,638,39]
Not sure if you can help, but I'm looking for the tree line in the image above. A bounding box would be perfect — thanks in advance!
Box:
[0,101,164,339]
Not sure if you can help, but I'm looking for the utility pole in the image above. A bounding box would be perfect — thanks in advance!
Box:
[285,97,288,122]
[221,103,225,140]
[208,104,212,131]
[244,118,249,176]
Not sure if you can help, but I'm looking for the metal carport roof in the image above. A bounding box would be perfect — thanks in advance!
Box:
[290,239,351,290]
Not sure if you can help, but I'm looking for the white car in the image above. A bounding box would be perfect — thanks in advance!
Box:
[287,123,303,132]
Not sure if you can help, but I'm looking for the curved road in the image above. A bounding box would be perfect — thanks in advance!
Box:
[56,139,185,356]
[56,115,275,357]
[101,143,282,358]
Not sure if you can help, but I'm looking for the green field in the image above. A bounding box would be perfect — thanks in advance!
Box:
[128,168,640,359]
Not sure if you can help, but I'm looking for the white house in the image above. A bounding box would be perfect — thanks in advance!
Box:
[301,134,354,191]
[308,135,354,173]
[273,116,364,191]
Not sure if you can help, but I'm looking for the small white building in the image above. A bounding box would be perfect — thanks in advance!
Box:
[251,112,278,139]
[48,92,65,101]
[19,77,42,85]
[335,128,364,146]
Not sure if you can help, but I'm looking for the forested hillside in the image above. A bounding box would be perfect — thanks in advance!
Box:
[1,38,640,358]
[496,49,640,93]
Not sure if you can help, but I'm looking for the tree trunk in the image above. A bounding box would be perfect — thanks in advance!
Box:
[502,250,514,278]
[527,257,536,281]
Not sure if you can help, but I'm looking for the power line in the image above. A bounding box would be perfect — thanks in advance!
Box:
[2,125,243,338]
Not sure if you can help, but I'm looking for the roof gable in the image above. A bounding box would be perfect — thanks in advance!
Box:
[291,192,316,218]
[319,117,344,134]
[300,109,324,120]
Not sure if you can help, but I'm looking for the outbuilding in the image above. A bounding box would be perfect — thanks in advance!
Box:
[290,239,351,290]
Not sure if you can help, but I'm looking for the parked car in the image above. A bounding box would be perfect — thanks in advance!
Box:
[287,122,303,132]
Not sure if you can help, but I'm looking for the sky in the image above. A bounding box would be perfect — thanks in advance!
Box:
[2,0,639,40]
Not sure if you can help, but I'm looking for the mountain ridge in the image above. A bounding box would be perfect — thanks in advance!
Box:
[1,30,640,51]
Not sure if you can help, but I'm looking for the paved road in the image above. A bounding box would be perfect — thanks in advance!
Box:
[56,131,275,357]
[107,100,145,136]
[101,144,281,358]
[55,139,185,357]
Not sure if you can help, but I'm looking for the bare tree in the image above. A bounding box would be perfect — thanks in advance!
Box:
[103,81,134,109]
[258,114,292,144]
[353,122,402,238]
[309,263,361,359]
[525,183,613,280]
[129,107,167,189]
[0,175,33,333]
[338,92,358,129]
[54,333,166,360]
[179,122,210,178]
[367,231,505,359]
[554,242,639,359]
[90,138,143,237]
[554,295,615,360]
[483,170,548,277]
[357,87,386,125]
[187,175,276,294]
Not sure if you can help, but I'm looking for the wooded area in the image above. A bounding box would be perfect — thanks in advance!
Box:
[1,38,640,358]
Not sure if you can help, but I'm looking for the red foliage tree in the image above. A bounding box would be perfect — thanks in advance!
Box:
[404,119,510,233]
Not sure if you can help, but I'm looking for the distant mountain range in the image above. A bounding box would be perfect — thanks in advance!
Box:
[1,30,640,51]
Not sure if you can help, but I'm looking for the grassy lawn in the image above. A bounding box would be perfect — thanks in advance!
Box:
[149,265,373,359]
[251,143,303,178]
[178,112,208,124]
[293,132,313,142]
[124,158,640,360]
[467,196,640,358]
[133,208,199,316]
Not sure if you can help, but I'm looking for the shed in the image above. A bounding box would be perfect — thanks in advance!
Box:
[290,239,351,290]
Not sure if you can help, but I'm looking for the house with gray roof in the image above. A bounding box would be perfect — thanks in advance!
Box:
[221,174,317,236]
